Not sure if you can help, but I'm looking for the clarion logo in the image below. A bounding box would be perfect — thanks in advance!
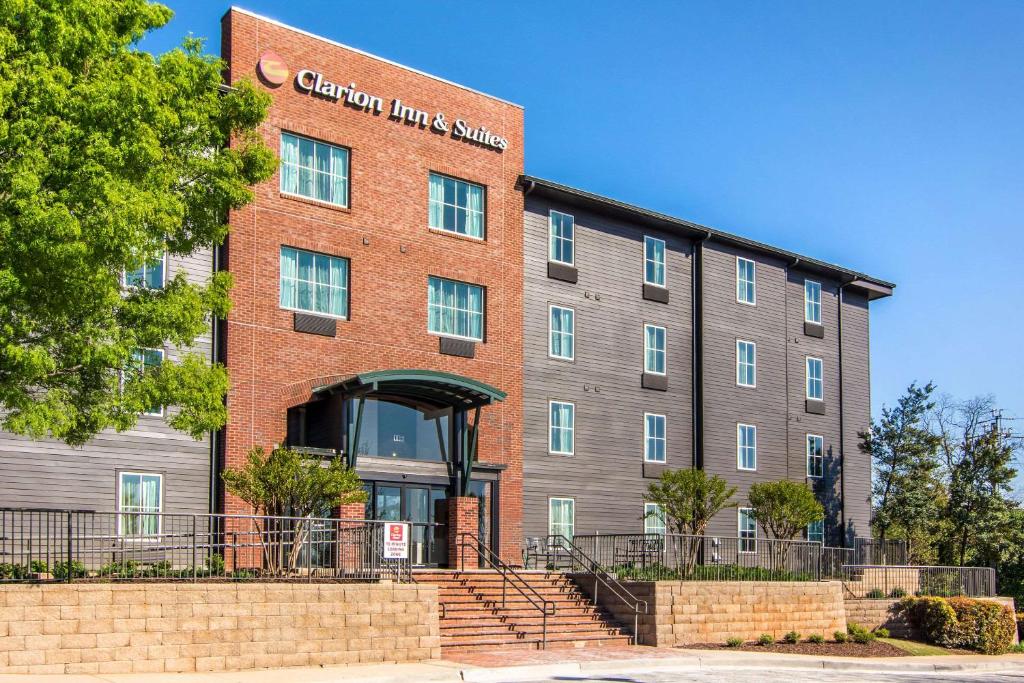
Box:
[264,55,509,152]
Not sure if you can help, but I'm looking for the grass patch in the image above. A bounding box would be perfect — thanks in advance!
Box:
[877,637,955,656]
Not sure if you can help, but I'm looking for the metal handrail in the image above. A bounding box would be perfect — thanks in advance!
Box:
[457,532,556,649]
[546,534,649,645]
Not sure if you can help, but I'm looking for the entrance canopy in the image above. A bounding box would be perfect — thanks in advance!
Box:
[313,369,506,409]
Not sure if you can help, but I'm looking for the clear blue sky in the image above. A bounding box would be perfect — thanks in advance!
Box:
[142,1,1024,428]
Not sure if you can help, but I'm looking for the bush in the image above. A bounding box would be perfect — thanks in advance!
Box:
[865,588,886,599]
[873,627,890,638]
[0,563,29,580]
[52,561,86,580]
[899,596,959,646]
[726,637,743,648]
[918,572,962,598]
[847,623,876,644]
[833,630,848,643]
[889,587,907,598]
[782,631,800,644]
[757,633,774,645]
[29,560,49,574]
[808,634,825,644]
[900,596,1016,655]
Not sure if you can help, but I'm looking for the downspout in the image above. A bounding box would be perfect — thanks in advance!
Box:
[692,231,711,469]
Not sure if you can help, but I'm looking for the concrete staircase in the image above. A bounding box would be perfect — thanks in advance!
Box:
[415,569,633,652]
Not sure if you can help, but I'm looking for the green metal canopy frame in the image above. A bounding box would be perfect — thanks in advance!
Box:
[313,370,506,495]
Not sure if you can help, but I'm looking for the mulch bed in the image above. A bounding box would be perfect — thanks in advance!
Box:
[682,641,910,657]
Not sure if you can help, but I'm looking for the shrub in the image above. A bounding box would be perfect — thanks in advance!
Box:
[847,623,876,644]
[52,561,86,580]
[29,560,49,574]
[833,630,848,643]
[0,563,29,580]
[900,596,1016,655]
[782,631,800,644]
[726,637,743,648]
[757,633,774,645]
[899,596,959,646]
[808,634,825,644]
[889,587,907,599]
[918,572,961,598]
[873,627,890,638]
[865,588,886,599]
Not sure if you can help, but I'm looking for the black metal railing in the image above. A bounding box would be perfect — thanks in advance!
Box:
[457,532,556,649]
[839,564,996,599]
[0,508,410,582]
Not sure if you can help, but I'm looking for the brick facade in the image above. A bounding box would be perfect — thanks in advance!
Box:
[220,9,524,563]
[447,496,480,569]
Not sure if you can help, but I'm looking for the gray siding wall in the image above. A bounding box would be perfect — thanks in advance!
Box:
[0,250,215,514]
[522,197,694,538]
[840,290,872,543]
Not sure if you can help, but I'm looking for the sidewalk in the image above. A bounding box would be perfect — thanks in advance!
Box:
[2,648,1024,683]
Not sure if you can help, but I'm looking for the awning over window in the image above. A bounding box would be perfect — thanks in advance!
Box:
[313,369,505,410]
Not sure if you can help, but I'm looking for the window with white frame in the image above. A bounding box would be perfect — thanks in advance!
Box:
[279,132,349,207]
[280,247,349,318]
[549,211,575,265]
[737,257,756,304]
[736,339,756,387]
[807,519,824,545]
[644,324,666,374]
[549,498,575,539]
[549,401,575,455]
[806,357,823,400]
[738,507,756,553]
[549,305,574,360]
[805,279,822,324]
[644,503,666,536]
[807,434,824,478]
[130,348,164,416]
[644,236,666,287]
[125,254,166,290]
[428,172,485,239]
[737,423,757,470]
[427,276,484,341]
[644,413,666,463]
[118,472,162,537]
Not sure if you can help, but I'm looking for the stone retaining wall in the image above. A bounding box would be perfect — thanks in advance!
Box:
[0,582,439,674]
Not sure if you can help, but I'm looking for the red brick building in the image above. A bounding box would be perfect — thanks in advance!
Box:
[219,8,525,565]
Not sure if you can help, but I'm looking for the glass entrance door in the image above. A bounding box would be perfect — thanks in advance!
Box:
[366,482,448,566]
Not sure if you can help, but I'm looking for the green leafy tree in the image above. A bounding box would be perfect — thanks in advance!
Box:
[221,446,367,572]
[0,0,276,445]
[747,480,824,541]
[644,468,737,575]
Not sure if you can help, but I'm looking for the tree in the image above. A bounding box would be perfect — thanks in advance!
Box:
[747,480,824,541]
[644,468,737,575]
[0,1,276,445]
[221,446,367,572]
[861,382,942,560]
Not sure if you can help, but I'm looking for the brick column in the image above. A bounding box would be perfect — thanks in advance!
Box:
[447,496,479,570]
[335,500,367,575]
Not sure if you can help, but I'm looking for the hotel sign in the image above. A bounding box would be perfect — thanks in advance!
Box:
[383,522,409,560]
[257,51,509,152]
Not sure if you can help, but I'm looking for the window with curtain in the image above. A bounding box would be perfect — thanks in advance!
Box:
[548,211,574,265]
[736,339,756,387]
[807,434,824,478]
[428,173,485,238]
[548,498,575,539]
[644,503,666,536]
[119,472,162,537]
[125,254,165,289]
[549,305,574,360]
[806,357,823,400]
[644,236,666,286]
[549,401,575,455]
[644,413,666,463]
[739,508,757,553]
[807,520,824,545]
[279,132,349,207]
[737,257,756,304]
[130,348,164,416]
[427,276,484,341]
[644,324,666,374]
[279,247,349,318]
[737,423,757,470]
[805,279,822,324]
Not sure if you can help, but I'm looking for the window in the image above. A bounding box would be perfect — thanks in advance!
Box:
[428,172,484,239]
[644,324,666,374]
[549,305,575,360]
[738,508,756,553]
[806,357,823,400]
[427,276,484,341]
[737,257,756,304]
[644,236,666,287]
[280,132,349,207]
[549,497,575,539]
[644,503,666,536]
[549,401,575,455]
[807,434,824,478]
[805,279,822,324]
[125,254,165,289]
[644,413,666,463]
[736,340,756,387]
[807,520,824,545]
[549,211,575,265]
[130,348,164,416]
[737,423,756,471]
[118,472,162,537]
[280,247,350,318]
